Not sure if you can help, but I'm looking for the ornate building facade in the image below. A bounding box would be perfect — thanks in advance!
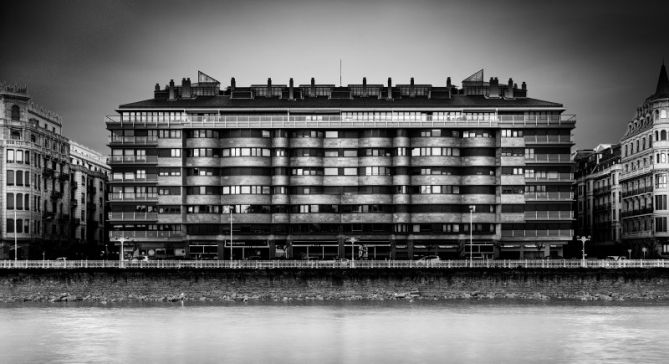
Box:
[574,144,622,256]
[107,70,575,260]
[621,64,669,257]
[0,81,109,258]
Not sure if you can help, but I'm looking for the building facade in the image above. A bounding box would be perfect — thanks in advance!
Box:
[621,64,669,257]
[70,141,109,257]
[574,144,622,256]
[0,81,109,259]
[107,70,575,260]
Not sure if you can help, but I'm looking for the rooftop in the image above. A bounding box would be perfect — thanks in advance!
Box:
[119,70,563,110]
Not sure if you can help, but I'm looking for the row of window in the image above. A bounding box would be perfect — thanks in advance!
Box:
[5,219,34,234]
[6,193,34,211]
[174,204,497,214]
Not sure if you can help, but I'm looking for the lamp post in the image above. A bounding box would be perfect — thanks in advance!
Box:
[14,210,17,261]
[627,249,632,260]
[642,247,648,260]
[118,236,128,268]
[469,205,475,268]
[224,205,233,261]
[576,236,590,267]
[348,237,358,263]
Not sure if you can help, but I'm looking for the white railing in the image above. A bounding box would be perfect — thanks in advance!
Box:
[501,229,573,237]
[106,114,576,128]
[524,211,574,220]
[524,135,572,144]
[109,155,158,164]
[108,231,184,239]
[526,154,572,163]
[0,259,665,269]
[524,192,574,200]
[108,212,159,221]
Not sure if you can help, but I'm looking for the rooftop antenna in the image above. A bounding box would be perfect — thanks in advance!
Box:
[339,59,342,87]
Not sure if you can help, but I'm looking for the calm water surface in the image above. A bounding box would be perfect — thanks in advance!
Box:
[1,303,668,363]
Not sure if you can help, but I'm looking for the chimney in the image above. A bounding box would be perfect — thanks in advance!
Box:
[387,77,392,100]
[504,78,514,98]
[154,83,161,98]
[168,79,176,101]
[489,77,500,98]
[521,81,527,91]
[446,77,451,87]
[230,77,236,92]
[310,77,315,96]
[182,78,192,98]
[267,77,272,88]
[362,77,367,96]
[410,77,415,87]
[289,78,294,100]
[410,77,415,97]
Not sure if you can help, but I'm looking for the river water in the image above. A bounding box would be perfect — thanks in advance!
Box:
[1,303,668,363]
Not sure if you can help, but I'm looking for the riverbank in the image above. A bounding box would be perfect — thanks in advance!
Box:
[2,268,669,304]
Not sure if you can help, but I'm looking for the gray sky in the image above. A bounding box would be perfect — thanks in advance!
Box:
[1,0,668,154]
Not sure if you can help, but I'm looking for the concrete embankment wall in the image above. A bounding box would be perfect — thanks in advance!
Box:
[1,269,669,303]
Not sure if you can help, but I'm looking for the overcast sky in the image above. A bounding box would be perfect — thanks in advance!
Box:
[1,0,668,154]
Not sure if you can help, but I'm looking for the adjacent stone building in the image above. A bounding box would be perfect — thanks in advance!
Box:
[106,70,575,260]
[620,63,669,257]
[574,144,622,256]
[0,81,109,258]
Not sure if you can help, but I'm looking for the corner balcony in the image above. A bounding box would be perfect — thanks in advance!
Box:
[524,135,573,145]
[525,154,571,164]
[501,229,574,239]
[524,192,574,201]
[108,212,158,221]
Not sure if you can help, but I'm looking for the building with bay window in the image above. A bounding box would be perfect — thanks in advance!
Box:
[620,63,669,257]
[107,70,575,260]
[1,81,109,258]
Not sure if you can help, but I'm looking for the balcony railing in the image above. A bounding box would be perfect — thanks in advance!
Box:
[501,229,574,237]
[108,136,159,144]
[524,192,573,200]
[108,194,158,201]
[109,155,158,164]
[5,258,668,270]
[525,154,571,163]
[108,212,159,221]
[622,186,653,197]
[108,231,184,239]
[524,135,572,144]
[524,211,573,220]
[106,114,576,128]
[524,173,573,182]
[110,175,158,183]
[621,208,654,218]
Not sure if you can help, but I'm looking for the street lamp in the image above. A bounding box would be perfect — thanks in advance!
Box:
[348,237,358,262]
[469,205,475,268]
[627,249,632,260]
[224,205,234,261]
[14,210,18,261]
[117,236,128,267]
[576,236,590,267]
[642,247,648,260]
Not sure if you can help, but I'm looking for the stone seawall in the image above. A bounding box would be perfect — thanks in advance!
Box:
[1,269,669,304]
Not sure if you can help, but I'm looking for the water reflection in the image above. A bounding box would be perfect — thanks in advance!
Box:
[0,304,667,363]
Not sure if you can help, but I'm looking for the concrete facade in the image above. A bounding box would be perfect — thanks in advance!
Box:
[107,70,575,260]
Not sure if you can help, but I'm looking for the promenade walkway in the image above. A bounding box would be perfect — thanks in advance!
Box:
[0,259,666,269]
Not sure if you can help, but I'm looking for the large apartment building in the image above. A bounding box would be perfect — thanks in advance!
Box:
[0,81,109,259]
[621,63,669,257]
[574,144,622,256]
[106,70,575,260]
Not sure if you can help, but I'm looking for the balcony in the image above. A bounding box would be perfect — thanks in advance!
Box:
[43,168,54,177]
[524,173,573,182]
[525,154,571,163]
[524,192,573,201]
[108,230,185,240]
[524,211,573,220]
[58,173,70,181]
[108,155,158,164]
[108,194,158,201]
[108,135,158,145]
[621,208,654,218]
[50,191,62,200]
[524,135,572,144]
[107,212,159,221]
[594,203,612,212]
[110,175,158,183]
[501,229,574,238]
[622,186,653,197]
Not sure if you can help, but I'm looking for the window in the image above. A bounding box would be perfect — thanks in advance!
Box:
[344,168,357,176]
[7,149,14,163]
[16,171,23,186]
[325,131,338,138]
[11,105,20,121]
[7,193,14,210]
[656,174,667,189]
[170,149,181,157]
[7,170,14,186]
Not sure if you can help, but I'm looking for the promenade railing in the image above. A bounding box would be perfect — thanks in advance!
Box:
[0,259,667,269]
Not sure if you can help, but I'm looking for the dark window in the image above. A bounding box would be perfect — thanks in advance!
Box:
[11,105,20,121]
